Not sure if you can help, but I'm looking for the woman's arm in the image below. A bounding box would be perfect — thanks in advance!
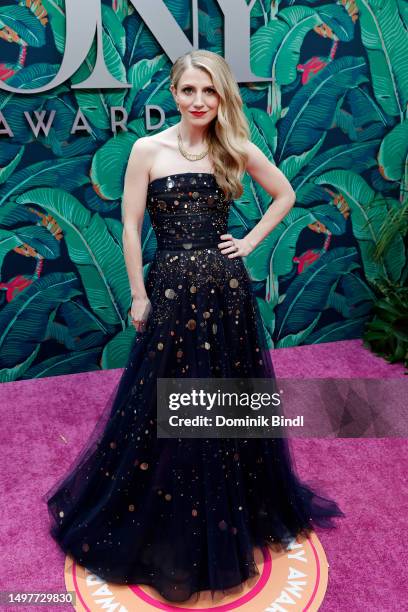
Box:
[220,141,296,258]
[121,137,153,301]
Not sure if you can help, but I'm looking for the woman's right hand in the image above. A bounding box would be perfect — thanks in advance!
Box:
[129,295,152,332]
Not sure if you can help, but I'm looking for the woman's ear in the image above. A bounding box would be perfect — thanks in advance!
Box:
[170,89,180,111]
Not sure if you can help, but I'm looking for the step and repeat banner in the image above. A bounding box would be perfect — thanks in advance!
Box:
[0,0,406,381]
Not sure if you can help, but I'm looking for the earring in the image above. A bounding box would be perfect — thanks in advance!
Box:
[176,103,180,111]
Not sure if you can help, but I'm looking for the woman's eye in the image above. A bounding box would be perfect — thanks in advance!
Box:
[182,87,215,94]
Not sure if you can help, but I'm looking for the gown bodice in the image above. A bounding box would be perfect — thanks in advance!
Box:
[146,172,231,251]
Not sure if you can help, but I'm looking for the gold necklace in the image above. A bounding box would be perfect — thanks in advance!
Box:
[177,129,208,161]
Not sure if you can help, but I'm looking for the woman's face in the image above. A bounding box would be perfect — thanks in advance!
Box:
[172,66,220,126]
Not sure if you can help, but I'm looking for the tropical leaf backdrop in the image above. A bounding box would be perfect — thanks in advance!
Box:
[0,0,406,381]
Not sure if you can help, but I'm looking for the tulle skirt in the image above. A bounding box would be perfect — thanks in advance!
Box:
[44,247,345,603]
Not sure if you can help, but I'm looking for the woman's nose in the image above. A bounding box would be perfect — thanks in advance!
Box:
[193,93,204,105]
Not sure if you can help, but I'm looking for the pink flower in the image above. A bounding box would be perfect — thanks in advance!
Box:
[297,57,328,84]
[293,250,321,274]
[0,63,15,81]
[0,275,33,301]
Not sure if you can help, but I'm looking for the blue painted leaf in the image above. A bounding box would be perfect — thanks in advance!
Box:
[101,325,137,369]
[0,146,24,185]
[16,188,131,327]
[293,140,381,191]
[276,56,368,161]
[315,4,355,41]
[0,272,81,371]
[309,204,347,235]
[275,246,360,341]
[58,299,115,337]
[0,156,92,205]
[306,317,369,344]
[251,6,321,83]
[357,0,408,119]
[13,225,61,259]
[0,5,46,47]
[22,348,102,379]
[313,169,406,284]
[6,63,60,89]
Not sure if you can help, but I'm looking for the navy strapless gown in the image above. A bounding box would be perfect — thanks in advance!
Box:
[44,172,344,603]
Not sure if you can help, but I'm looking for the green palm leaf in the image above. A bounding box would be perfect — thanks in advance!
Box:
[356,0,408,119]
[279,135,326,182]
[378,119,408,181]
[277,56,369,161]
[256,297,275,349]
[293,140,381,191]
[314,4,356,41]
[306,317,369,344]
[125,54,169,114]
[246,207,315,284]
[275,246,360,341]
[101,325,137,369]
[6,63,60,90]
[102,5,126,58]
[16,188,130,327]
[0,228,23,269]
[0,4,45,47]
[251,5,322,85]
[0,92,49,143]
[42,0,65,53]
[0,156,91,205]
[58,299,114,336]
[276,315,322,349]
[396,0,408,28]
[0,272,81,374]
[9,225,61,259]
[0,147,25,185]
[91,132,138,200]
[22,348,102,379]
[313,170,406,283]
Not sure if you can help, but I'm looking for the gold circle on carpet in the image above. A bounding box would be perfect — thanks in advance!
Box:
[64,531,329,611]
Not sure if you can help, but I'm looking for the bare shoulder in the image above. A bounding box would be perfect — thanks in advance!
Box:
[130,135,158,157]
[145,124,176,143]
[241,140,261,167]
[242,139,276,174]
[127,136,158,177]
[136,125,176,149]
[129,126,175,166]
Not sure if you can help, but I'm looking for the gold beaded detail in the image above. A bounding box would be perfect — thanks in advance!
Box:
[165,288,176,299]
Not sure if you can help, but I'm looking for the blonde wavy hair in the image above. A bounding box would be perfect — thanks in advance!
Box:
[170,50,249,200]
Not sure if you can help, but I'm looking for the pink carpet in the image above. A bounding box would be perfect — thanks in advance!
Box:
[0,339,406,611]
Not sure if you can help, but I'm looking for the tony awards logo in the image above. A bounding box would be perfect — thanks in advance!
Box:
[0,0,272,95]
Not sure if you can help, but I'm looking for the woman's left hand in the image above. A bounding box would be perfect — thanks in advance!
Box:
[218,234,254,258]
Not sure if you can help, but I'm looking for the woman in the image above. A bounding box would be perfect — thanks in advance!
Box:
[44,49,344,604]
